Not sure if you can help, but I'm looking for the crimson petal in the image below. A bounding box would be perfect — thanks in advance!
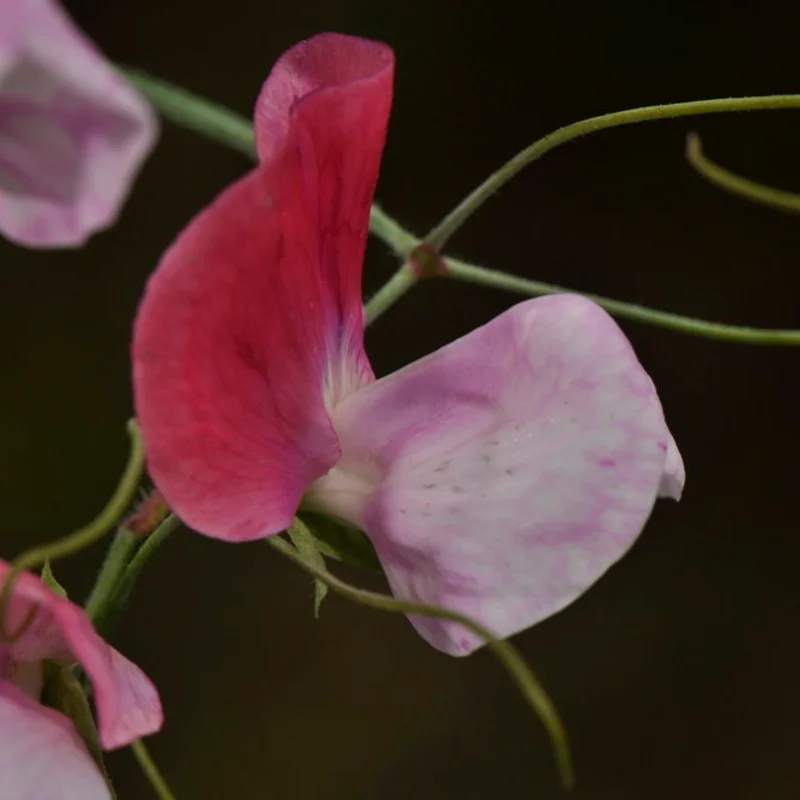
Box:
[133,34,393,541]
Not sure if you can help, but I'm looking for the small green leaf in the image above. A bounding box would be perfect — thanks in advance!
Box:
[287,519,328,617]
[298,512,382,574]
[40,560,68,598]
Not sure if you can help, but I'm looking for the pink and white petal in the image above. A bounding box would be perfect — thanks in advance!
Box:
[68,641,162,751]
[311,295,681,655]
[0,561,163,748]
[0,683,111,800]
[0,0,157,247]
[133,34,393,542]
[659,432,685,499]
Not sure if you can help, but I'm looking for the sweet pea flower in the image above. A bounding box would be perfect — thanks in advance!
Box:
[133,33,684,655]
[0,0,157,247]
[0,560,162,798]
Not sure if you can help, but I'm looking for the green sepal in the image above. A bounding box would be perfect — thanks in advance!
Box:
[286,519,328,617]
[298,512,382,574]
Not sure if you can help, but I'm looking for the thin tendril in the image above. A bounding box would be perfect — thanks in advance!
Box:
[269,529,574,788]
[126,69,800,341]
[424,95,800,249]
[130,739,177,800]
[0,420,144,641]
[685,132,800,213]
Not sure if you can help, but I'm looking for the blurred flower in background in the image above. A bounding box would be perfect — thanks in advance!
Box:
[0,559,162,799]
[0,0,157,248]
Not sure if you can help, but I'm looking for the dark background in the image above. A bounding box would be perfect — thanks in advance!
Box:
[2,1,799,797]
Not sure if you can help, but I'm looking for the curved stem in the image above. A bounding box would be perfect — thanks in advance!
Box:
[269,532,573,788]
[445,257,800,345]
[0,420,144,639]
[685,132,800,213]
[425,95,800,249]
[130,739,177,800]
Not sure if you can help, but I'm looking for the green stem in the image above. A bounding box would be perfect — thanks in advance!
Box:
[91,515,181,635]
[130,739,177,800]
[120,514,181,586]
[364,263,417,323]
[123,69,256,158]
[0,420,144,640]
[445,257,800,345]
[685,132,800,213]
[269,532,573,788]
[366,236,800,344]
[424,95,800,249]
[368,204,419,256]
[84,527,139,622]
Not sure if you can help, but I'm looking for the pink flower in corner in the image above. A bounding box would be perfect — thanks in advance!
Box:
[0,560,162,799]
[0,0,157,247]
[133,33,684,656]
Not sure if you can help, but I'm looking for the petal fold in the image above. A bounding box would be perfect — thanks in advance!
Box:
[313,295,682,655]
[0,0,157,246]
[133,33,393,541]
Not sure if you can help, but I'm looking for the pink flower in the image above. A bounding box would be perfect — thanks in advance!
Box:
[0,560,162,798]
[133,33,684,656]
[0,0,157,247]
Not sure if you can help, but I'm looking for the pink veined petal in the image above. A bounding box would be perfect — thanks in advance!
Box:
[0,682,111,799]
[255,33,394,377]
[133,33,394,542]
[0,561,163,748]
[0,0,157,247]
[309,295,684,655]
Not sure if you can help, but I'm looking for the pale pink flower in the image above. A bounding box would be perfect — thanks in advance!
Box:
[0,0,157,247]
[0,560,162,798]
